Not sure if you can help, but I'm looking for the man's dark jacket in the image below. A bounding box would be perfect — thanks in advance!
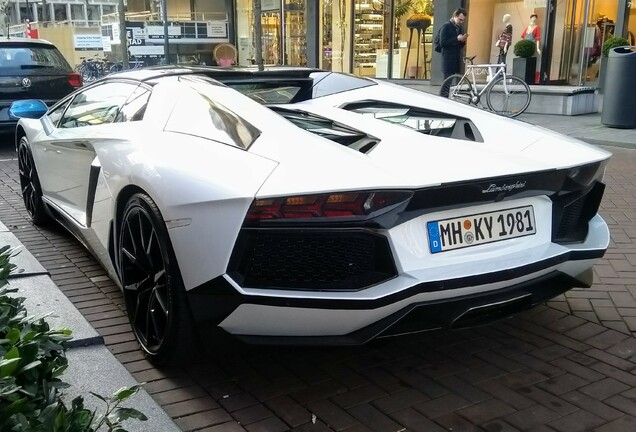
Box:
[440,19,466,77]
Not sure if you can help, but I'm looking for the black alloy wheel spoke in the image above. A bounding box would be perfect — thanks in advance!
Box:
[122,204,170,354]
[18,147,37,218]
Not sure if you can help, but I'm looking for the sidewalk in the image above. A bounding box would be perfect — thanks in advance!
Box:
[393,80,636,148]
[0,220,180,432]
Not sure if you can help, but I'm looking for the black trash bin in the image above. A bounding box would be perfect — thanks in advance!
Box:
[601,46,636,128]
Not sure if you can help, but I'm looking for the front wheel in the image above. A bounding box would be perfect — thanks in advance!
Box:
[486,75,531,117]
[119,193,197,365]
[17,136,51,226]
[440,74,473,105]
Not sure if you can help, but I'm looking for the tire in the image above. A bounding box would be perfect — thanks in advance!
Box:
[110,63,123,74]
[118,193,197,365]
[486,75,531,117]
[17,136,51,226]
[440,74,473,105]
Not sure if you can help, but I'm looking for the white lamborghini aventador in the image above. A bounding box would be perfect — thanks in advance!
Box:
[11,66,611,364]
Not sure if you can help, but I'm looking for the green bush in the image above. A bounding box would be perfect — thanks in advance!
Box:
[514,39,536,58]
[0,245,147,431]
[602,36,630,58]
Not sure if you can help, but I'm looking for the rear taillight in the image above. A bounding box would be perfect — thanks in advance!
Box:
[246,191,412,222]
[68,72,83,88]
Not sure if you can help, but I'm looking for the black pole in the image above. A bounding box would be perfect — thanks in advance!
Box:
[162,0,169,64]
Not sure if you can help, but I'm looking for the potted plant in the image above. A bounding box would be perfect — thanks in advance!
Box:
[512,39,537,84]
[598,36,629,93]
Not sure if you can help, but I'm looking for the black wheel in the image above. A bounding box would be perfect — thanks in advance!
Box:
[486,75,532,117]
[119,193,196,365]
[440,74,474,105]
[18,136,51,226]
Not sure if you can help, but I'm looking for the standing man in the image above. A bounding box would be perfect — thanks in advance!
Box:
[440,8,468,80]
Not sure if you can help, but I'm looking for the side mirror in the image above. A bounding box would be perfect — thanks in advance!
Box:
[9,100,48,119]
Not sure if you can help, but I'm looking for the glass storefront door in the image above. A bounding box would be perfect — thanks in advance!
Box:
[235,0,307,67]
[549,0,620,84]
[285,0,307,65]
[261,11,282,64]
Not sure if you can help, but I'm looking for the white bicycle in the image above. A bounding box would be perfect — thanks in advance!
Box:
[440,56,532,118]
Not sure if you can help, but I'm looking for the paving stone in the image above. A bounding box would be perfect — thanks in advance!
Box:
[199,422,247,432]
[265,396,312,428]
[561,391,623,421]
[307,399,357,431]
[565,322,607,341]
[545,315,588,333]
[482,419,521,432]
[504,404,560,430]
[438,375,491,404]
[526,355,567,379]
[244,417,288,432]
[605,394,636,417]
[515,386,579,416]
[163,397,220,418]
[174,409,233,431]
[233,404,274,426]
[347,403,403,432]
[536,373,590,396]
[547,409,605,432]
[219,392,259,412]
[495,369,549,390]
[389,408,446,432]
[594,415,636,432]
[414,394,473,419]
[585,348,636,372]
[370,388,429,414]
[330,385,386,410]
[456,399,515,425]
[606,337,636,359]
[549,358,605,382]
[579,378,631,401]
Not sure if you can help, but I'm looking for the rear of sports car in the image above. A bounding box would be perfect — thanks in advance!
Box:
[184,102,611,345]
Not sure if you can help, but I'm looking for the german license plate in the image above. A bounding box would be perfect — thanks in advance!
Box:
[427,205,536,253]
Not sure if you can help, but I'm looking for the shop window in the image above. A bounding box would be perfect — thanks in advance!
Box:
[71,4,85,21]
[54,4,68,21]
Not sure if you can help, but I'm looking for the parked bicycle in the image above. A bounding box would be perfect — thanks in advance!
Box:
[108,58,145,74]
[440,56,532,118]
[75,54,109,82]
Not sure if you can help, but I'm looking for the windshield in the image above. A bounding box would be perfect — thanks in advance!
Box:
[0,44,71,73]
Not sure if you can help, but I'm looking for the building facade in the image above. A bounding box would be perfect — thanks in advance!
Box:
[232,0,635,86]
[6,0,635,86]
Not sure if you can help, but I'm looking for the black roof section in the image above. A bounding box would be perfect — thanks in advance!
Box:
[108,65,323,83]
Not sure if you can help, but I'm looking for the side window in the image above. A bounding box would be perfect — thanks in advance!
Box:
[164,86,260,149]
[58,82,137,129]
[47,99,71,127]
[115,86,151,122]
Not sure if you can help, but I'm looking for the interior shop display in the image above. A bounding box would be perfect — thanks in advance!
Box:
[285,1,307,66]
[354,0,385,76]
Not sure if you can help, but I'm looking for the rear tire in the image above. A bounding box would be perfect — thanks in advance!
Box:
[118,193,197,365]
[486,75,531,117]
[17,136,51,226]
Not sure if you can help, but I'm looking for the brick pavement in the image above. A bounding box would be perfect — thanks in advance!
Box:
[2,139,636,431]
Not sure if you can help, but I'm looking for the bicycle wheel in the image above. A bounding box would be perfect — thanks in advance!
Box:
[440,74,473,105]
[486,75,531,117]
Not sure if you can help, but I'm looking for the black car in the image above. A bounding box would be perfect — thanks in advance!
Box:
[0,37,82,131]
